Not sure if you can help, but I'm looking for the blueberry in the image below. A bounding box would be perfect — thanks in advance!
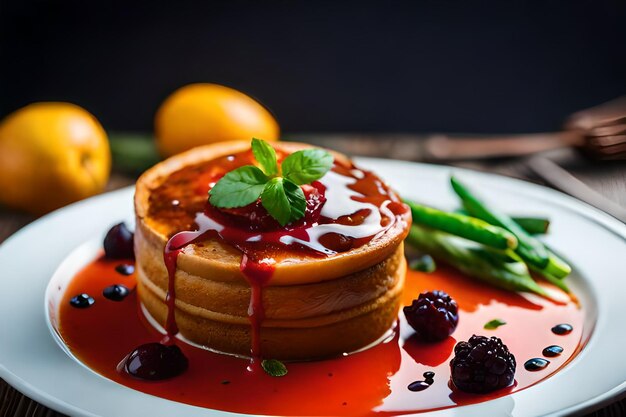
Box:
[103,284,130,301]
[542,345,563,357]
[551,324,573,335]
[524,358,550,371]
[70,294,95,308]
[115,263,135,276]
[407,380,430,392]
[423,371,435,379]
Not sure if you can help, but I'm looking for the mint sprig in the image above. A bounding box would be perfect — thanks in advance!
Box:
[208,138,333,226]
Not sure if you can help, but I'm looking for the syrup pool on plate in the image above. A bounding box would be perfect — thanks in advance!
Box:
[58,256,586,416]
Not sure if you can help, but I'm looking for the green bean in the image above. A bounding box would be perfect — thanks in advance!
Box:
[526,249,571,281]
[542,250,571,279]
[450,176,550,269]
[405,200,518,250]
[454,204,568,279]
[512,217,551,235]
[531,268,571,293]
[406,225,549,298]
[510,249,570,292]
[454,209,551,235]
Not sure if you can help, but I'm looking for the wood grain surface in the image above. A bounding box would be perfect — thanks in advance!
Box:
[1,135,625,417]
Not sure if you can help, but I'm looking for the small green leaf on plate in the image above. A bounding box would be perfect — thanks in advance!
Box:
[484,319,507,330]
[261,359,288,377]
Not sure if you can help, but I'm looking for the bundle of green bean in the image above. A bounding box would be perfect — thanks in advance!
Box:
[403,176,572,298]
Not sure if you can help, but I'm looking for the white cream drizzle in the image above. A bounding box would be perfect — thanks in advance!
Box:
[280,169,393,254]
[189,166,398,256]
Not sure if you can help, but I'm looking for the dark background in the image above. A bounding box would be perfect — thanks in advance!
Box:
[1,0,625,134]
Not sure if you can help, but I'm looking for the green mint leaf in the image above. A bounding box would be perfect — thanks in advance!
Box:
[484,319,507,330]
[261,177,306,226]
[251,138,278,176]
[261,359,288,377]
[409,254,436,273]
[209,165,268,208]
[283,179,306,222]
[281,148,333,185]
[261,178,291,226]
[209,141,326,225]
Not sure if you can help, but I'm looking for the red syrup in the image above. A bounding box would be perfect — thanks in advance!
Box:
[58,258,586,415]
[240,253,274,368]
[163,230,206,341]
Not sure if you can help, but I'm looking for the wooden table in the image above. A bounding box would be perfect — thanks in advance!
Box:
[1,135,625,417]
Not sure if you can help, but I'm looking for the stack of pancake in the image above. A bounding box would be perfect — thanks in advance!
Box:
[134,141,410,360]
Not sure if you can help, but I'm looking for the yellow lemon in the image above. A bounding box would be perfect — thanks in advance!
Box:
[155,83,280,157]
[0,102,111,215]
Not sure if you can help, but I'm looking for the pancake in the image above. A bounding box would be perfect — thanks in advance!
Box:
[134,140,411,360]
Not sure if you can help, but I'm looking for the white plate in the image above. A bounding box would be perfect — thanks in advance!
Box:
[0,158,625,417]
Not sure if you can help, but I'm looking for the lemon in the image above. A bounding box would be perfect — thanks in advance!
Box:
[155,83,280,157]
[0,102,111,215]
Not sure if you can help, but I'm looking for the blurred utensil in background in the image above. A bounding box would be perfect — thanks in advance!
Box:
[296,96,626,163]
[422,96,626,161]
[526,153,626,223]
[423,131,582,160]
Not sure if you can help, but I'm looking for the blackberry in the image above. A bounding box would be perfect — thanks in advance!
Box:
[403,290,459,342]
[450,335,516,393]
